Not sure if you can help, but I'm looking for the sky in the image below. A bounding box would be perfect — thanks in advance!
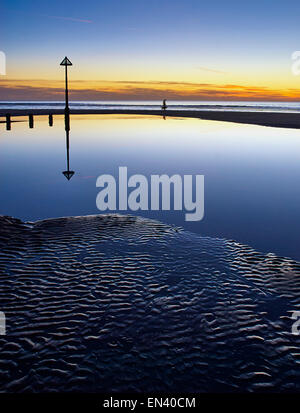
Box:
[1,0,300,101]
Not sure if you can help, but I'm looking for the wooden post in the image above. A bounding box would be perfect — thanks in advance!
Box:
[60,57,73,116]
[29,114,34,128]
[49,114,53,126]
[65,64,69,115]
[5,114,11,131]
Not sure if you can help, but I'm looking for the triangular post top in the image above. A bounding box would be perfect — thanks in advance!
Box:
[60,57,73,66]
[63,170,75,180]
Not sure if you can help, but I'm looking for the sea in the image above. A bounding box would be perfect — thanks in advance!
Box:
[1,100,300,112]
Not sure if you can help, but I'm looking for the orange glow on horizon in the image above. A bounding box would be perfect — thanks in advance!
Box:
[1,77,300,101]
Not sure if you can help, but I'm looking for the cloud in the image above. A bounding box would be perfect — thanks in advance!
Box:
[196,66,227,74]
[43,14,93,24]
[1,79,299,101]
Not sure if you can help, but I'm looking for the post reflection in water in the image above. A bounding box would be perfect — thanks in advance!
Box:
[29,114,34,129]
[62,113,75,181]
[5,114,11,130]
[161,98,167,120]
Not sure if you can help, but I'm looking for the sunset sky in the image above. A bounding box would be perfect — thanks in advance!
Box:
[1,0,300,101]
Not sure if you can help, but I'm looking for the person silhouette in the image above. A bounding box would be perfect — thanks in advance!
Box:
[161,99,167,110]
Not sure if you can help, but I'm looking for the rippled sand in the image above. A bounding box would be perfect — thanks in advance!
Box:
[0,214,299,392]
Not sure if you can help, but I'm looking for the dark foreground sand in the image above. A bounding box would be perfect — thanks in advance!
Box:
[0,214,300,392]
[1,108,300,129]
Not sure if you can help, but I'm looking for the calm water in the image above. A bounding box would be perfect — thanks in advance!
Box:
[2,100,300,113]
[1,114,300,261]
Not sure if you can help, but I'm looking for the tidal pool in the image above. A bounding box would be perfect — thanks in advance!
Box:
[1,114,300,260]
[1,115,300,392]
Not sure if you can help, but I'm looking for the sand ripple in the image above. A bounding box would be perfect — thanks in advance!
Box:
[0,214,299,392]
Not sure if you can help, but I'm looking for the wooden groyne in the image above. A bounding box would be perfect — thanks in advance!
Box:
[1,109,300,130]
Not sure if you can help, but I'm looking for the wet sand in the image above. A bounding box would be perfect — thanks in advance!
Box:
[1,108,300,129]
[0,214,300,392]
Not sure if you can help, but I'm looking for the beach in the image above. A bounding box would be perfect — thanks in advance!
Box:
[3,0,300,402]
[1,214,299,392]
[1,108,300,129]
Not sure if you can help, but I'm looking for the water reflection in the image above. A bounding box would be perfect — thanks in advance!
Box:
[1,114,300,261]
[29,114,34,129]
[5,114,11,130]
[161,99,167,120]
[62,113,75,180]
[3,112,75,181]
